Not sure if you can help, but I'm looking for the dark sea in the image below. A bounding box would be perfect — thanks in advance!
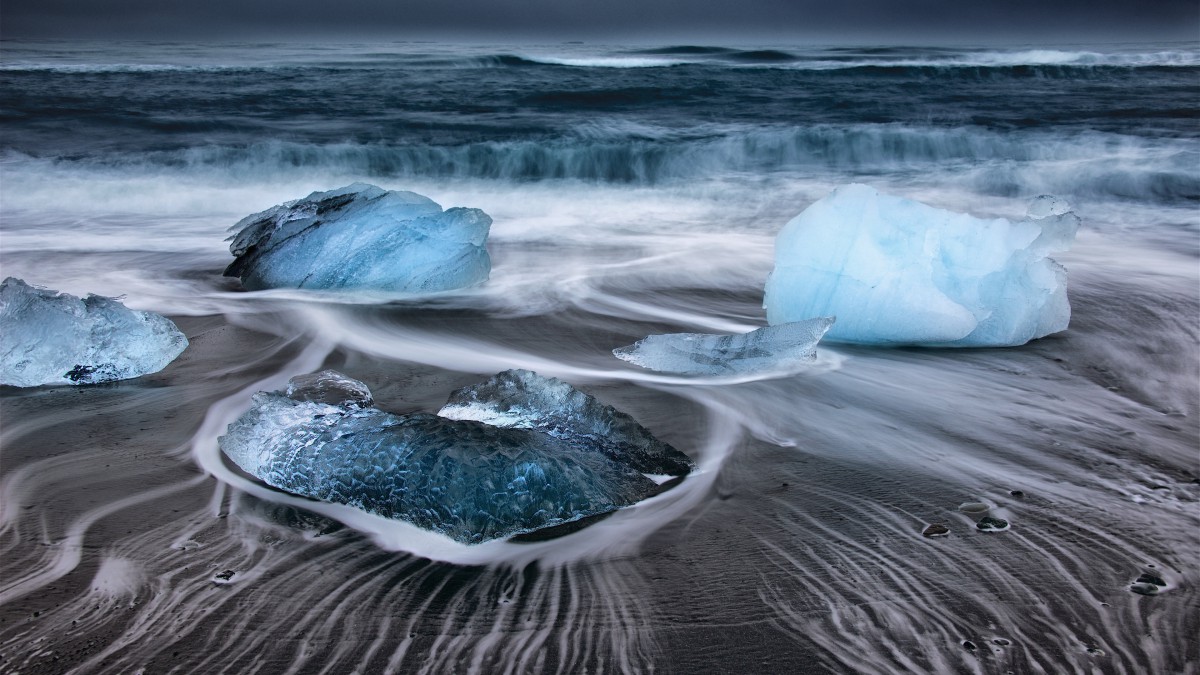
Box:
[1,41,1197,673]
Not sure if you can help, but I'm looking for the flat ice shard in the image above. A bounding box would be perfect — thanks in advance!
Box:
[0,277,188,387]
[439,369,694,476]
[220,371,680,544]
[763,184,1079,347]
[612,317,835,375]
[225,183,492,292]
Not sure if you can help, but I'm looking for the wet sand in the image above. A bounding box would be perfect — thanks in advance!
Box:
[2,274,1197,674]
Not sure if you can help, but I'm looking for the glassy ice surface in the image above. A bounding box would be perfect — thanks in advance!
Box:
[220,371,675,544]
[764,184,1080,347]
[612,317,835,375]
[225,182,492,292]
[439,369,695,476]
[0,277,188,387]
[285,369,374,407]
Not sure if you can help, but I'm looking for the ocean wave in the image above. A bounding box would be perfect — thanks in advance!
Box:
[4,125,1193,202]
[4,47,1194,75]
[0,63,274,74]
[490,48,1198,71]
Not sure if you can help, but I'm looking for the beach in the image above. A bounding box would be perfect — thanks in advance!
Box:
[1,41,1197,673]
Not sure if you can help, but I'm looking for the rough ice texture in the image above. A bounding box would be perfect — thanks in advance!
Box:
[764,184,1079,347]
[612,317,835,375]
[439,369,695,476]
[220,370,685,544]
[0,278,188,387]
[225,183,492,292]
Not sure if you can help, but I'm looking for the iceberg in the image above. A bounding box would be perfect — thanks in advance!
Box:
[0,277,188,387]
[439,369,694,476]
[225,183,492,292]
[763,184,1079,347]
[612,317,835,375]
[220,370,687,544]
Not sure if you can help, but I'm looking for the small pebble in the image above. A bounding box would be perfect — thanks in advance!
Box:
[959,502,990,514]
[922,524,950,538]
[1130,583,1160,596]
[976,517,1010,532]
[992,638,1011,646]
[962,640,977,651]
[1086,647,1106,656]
[1009,490,1025,498]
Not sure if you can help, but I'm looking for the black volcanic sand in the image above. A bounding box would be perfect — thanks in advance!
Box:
[1,300,1198,674]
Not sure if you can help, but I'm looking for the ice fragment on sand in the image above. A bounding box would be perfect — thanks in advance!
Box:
[225,183,492,292]
[439,369,694,476]
[612,317,834,375]
[922,524,950,537]
[220,371,681,544]
[764,184,1079,346]
[286,369,374,407]
[0,277,187,387]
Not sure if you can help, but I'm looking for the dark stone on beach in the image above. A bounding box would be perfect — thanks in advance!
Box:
[1135,572,1166,587]
[922,524,950,537]
[975,517,1009,532]
[1009,490,1025,497]
[1086,647,1106,656]
[214,569,236,582]
[1129,583,1160,596]
[962,640,977,651]
[992,638,1011,646]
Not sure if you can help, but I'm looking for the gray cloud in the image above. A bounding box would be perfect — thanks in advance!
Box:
[3,0,1196,41]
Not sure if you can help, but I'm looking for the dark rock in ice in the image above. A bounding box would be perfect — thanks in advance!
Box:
[220,371,680,544]
[224,183,492,292]
[612,317,834,375]
[0,277,188,387]
[975,516,1010,532]
[439,369,695,476]
[922,524,950,537]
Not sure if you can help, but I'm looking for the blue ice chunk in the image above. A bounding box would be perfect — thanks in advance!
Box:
[0,277,187,387]
[219,371,665,544]
[439,369,694,476]
[225,183,492,292]
[612,317,835,375]
[763,184,1079,347]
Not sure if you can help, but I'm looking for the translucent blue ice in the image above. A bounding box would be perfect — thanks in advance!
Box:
[764,184,1079,347]
[220,370,679,544]
[612,317,835,375]
[225,183,492,292]
[0,277,188,387]
[439,369,695,476]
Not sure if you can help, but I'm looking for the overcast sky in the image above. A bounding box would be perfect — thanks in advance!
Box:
[4,0,1197,43]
